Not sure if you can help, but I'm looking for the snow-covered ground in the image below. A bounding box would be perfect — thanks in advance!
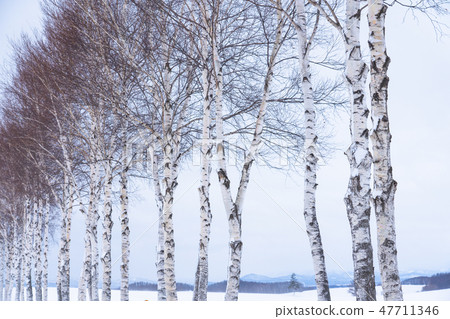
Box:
[37,285,450,301]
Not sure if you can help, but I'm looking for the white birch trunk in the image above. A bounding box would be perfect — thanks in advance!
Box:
[295,0,331,301]
[214,2,283,300]
[20,250,25,301]
[193,29,213,301]
[79,120,100,301]
[102,158,114,301]
[367,0,403,301]
[56,223,62,301]
[25,199,34,301]
[162,121,177,302]
[151,141,166,301]
[42,201,50,301]
[156,215,166,300]
[58,174,74,301]
[211,15,245,301]
[6,227,14,301]
[65,184,74,301]
[213,33,241,301]
[0,240,3,301]
[57,190,67,301]
[161,38,178,301]
[13,219,22,301]
[101,105,120,301]
[34,200,43,301]
[120,125,130,301]
[90,187,100,301]
[78,202,92,301]
[3,231,12,301]
[57,132,76,301]
[91,122,103,302]
[339,0,378,301]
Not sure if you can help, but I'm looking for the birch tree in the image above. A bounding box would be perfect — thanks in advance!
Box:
[285,0,332,301]
[0,7,70,303]
[24,200,34,301]
[78,120,101,301]
[150,139,167,301]
[34,200,43,301]
[0,239,4,301]
[120,122,130,301]
[209,0,286,301]
[192,0,214,301]
[42,200,50,301]
[112,0,197,300]
[13,215,23,301]
[1,224,12,301]
[306,0,377,300]
[367,0,402,301]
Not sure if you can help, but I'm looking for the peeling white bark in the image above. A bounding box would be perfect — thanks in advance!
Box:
[78,196,92,301]
[151,139,166,301]
[102,158,114,301]
[79,202,92,302]
[42,201,50,301]
[156,214,166,300]
[162,118,178,301]
[339,0,378,301]
[214,1,283,301]
[160,37,178,301]
[25,199,34,301]
[57,132,76,301]
[64,184,74,301]
[13,218,22,301]
[368,0,403,301]
[34,200,43,301]
[193,93,213,301]
[79,118,100,301]
[295,0,331,301]
[20,247,25,301]
[3,229,12,301]
[79,197,98,303]
[120,124,130,301]
[58,173,74,301]
[90,184,101,301]
[213,28,240,301]
[0,240,3,301]
[193,2,213,301]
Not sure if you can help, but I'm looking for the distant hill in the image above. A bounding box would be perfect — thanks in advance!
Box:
[402,276,430,285]
[208,280,309,294]
[129,281,193,291]
[423,273,450,291]
[241,273,353,287]
[401,272,450,291]
[121,270,448,293]
[129,280,307,294]
[241,271,441,288]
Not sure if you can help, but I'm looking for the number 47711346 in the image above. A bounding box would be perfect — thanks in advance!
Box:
[379,305,439,316]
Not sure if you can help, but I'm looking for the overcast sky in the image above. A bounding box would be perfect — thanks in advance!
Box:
[1,0,449,286]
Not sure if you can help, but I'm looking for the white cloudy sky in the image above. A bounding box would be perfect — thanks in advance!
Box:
[1,0,449,285]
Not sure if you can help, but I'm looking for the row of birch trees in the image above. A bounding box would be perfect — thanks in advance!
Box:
[0,0,444,301]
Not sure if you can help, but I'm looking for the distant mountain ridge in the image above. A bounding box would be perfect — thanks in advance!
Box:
[241,273,353,287]
[122,271,442,294]
[128,279,309,294]
[208,280,309,294]
[403,273,450,291]
[241,271,440,287]
[55,270,442,289]
[130,281,193,291]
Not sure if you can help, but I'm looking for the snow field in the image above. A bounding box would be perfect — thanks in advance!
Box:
[23,285,447,301]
